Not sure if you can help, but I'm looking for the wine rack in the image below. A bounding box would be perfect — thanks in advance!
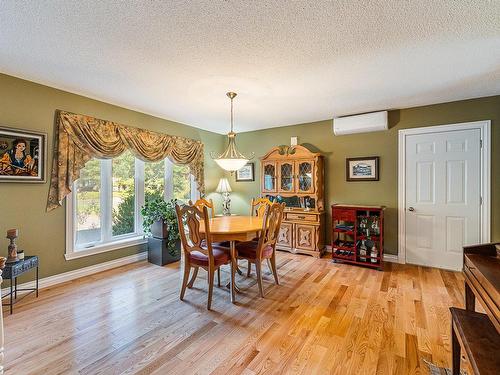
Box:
[331,204,385,270]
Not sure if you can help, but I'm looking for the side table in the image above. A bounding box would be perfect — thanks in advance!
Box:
[1,255,39,314]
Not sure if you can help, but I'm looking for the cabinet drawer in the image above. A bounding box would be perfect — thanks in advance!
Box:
[332,209,355,222]
[285,213,319,222]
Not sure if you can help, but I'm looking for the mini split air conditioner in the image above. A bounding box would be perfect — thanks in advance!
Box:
[333,110,388,135]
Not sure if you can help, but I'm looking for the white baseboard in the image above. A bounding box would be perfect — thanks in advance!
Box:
[383,254,401,263]
[1,252,147,295]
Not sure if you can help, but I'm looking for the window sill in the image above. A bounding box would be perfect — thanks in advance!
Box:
[65,235,147,260]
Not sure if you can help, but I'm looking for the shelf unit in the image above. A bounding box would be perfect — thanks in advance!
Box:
[331,204,385,270]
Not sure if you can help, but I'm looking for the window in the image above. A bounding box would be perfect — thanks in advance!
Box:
[66,152,198,259]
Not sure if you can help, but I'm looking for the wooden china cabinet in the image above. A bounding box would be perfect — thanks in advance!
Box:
[260,145,325,257]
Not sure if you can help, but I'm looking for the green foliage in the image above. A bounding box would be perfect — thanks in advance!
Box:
[145,159,165,198]
[112,191,166,236]
[173,164,191,202]
[78,158,101,191]
[112,194,135,236]
[141,198,180,256]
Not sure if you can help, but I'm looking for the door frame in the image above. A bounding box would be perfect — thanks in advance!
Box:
[398,120,491,264]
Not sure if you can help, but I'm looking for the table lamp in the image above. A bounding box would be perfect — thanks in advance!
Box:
[216,177,232,216]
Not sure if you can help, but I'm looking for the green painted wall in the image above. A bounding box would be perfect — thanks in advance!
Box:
[0,73,225,279]
[1,71,497,278]
[229,96,500,255]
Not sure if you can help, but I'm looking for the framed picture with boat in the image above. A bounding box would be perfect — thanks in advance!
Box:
[0,126,47,183]
[235,162,255,182]
[346,156,379,181]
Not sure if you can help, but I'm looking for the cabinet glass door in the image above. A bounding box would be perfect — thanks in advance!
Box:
[296,160,314,193]
[262,162,276,192]
[279,162,294,192]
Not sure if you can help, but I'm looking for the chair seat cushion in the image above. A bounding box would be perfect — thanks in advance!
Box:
[189,246,230,267]
[235,241,273,259]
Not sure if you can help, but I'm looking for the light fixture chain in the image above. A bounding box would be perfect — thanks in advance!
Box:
[230,95,234,132]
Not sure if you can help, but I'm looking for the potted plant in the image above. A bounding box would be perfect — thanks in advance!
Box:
[141,198,181,265]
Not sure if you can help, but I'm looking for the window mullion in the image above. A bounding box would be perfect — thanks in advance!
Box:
[67,185,76,253]
[165,158,173,201]
[190,174,199,201]
[101,159,112,242]
[136,158,145,235]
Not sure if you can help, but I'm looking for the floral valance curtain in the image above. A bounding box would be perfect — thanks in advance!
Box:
[47,110,204,211]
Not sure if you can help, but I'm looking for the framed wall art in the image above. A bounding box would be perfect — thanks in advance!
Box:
[0,126,47,183]
[346,156,379,181]
[235,162,255,182]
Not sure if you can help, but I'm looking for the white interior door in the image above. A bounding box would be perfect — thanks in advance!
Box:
[405,129,481,270]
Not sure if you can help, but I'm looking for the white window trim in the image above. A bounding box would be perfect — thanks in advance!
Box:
[65,157,198,260]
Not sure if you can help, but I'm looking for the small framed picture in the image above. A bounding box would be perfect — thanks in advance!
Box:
[0,126,47,183]
[346,156,379,181]
[235,162,255,182]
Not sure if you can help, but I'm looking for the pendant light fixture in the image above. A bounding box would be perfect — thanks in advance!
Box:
[210,92,254,171]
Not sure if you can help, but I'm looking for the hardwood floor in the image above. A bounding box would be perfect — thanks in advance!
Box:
[3,252,466,374]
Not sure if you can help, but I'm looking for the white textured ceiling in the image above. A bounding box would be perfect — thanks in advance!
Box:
[1,1,499,134]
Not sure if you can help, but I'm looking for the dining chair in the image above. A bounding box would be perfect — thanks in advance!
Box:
[248,197,273,276]
[175,203,232,310]
[235,202,285,297]
[190,198,230,248]
[250,197,272,217]
[191,198,215,218]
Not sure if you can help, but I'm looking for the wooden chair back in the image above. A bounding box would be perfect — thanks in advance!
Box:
[256,202,285,258]
[175,203,213,259]
[191,198,215,218]
[250,197,272,217]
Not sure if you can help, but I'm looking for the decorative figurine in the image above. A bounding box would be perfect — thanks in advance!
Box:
[6,228,19,263]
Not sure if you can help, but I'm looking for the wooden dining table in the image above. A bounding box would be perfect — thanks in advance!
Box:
[200,215,263,303]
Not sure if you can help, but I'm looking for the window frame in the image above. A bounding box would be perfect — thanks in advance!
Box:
[65,157,198,260]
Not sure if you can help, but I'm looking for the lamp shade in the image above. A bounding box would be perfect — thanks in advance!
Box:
[214,157,249,171]
[216,177,232,193]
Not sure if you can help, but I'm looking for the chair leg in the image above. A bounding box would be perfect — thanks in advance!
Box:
[266,259,272,274]
[451,322,460,375]
[187,267,198,288]
[180,263,191,300]
[230,243,236,303]
[270,254,279,285]
[247,260,252,277]
[236,260,243,275]
[217,267,221,287]
[207,265,215,310]
[255,261,265,298]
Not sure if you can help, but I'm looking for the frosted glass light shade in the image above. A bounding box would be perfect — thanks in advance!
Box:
[214,158,248,171]
[216,177,232,193]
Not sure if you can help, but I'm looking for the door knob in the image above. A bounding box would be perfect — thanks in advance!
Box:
[408,207,415,212]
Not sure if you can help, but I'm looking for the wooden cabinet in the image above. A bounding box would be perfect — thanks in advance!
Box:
[260,145,325,257]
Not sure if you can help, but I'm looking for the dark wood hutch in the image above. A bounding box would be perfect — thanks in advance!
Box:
[260,145,325,257]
